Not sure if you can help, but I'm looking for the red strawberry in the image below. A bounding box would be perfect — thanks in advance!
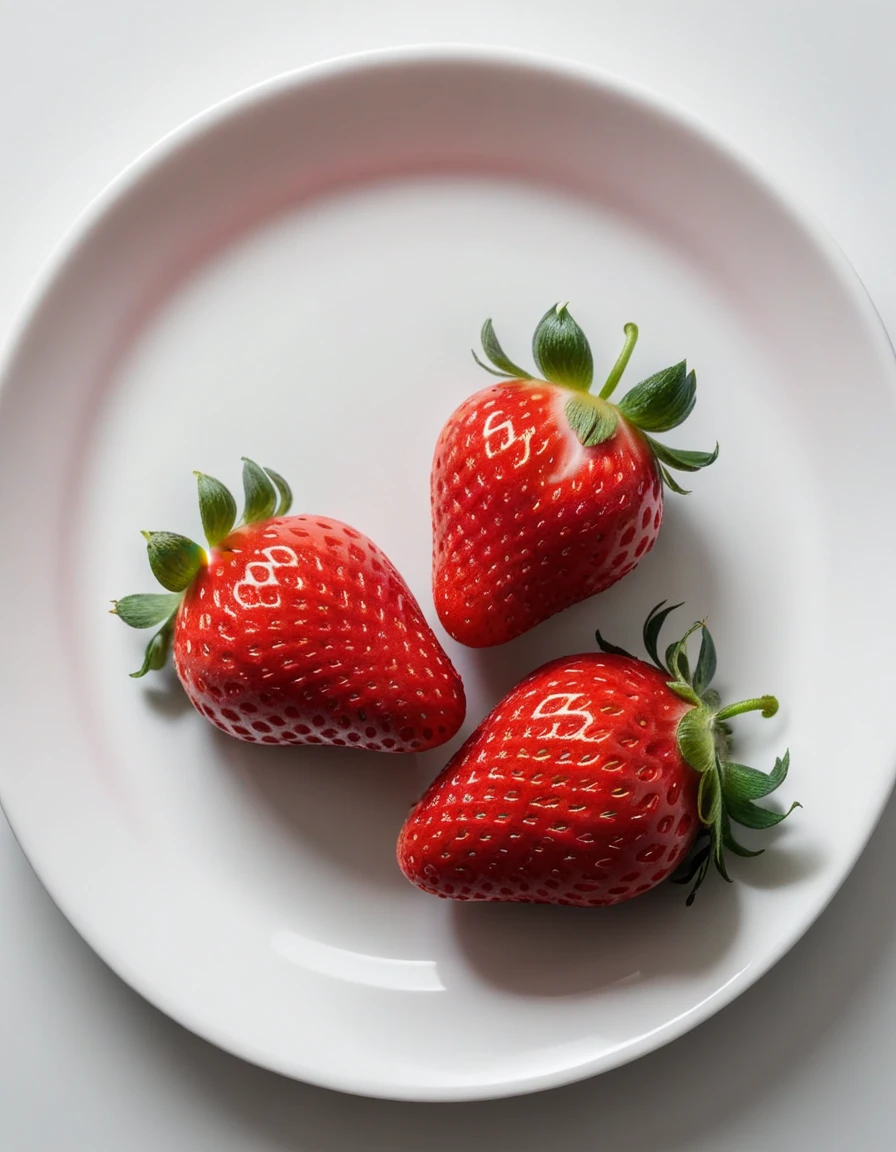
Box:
[398,604,797,905]
[432,304,717,646]
[113,459,465,752]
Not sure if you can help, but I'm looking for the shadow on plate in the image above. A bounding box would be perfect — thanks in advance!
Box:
[142,664,195,719]
[446,873,742,996]
[209,727,428,886]
[731,828,824,890]
[13,791,894,1152]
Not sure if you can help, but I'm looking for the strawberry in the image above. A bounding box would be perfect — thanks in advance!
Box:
[432,304,718,646]
[398,604,797,905]
[112,459,465,752]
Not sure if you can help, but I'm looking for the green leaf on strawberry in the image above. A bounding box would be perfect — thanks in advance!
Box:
[597,602,799,903]
[142,531,206,592]
[677,707,717,775]
[720,813,764,859]
[657,465,692,495]
[722,754,791,801]
[113,457,294,677]
[195,472,237,546]
[616,361,695,431]
[532,302,594,390]
[693,626,718,696]
[564,394,619,447]
[722,757,799,830]
[642,600,683,668]
[241,457,279,524]
[472,318,533,379]
[473,303,717,491]
[644,437,720,474]
[130,620,175,679]
[264,466,293,517]
[111,592,183,629]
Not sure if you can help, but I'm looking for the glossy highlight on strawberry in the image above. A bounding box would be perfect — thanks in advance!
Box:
[432,305,718,647]
[112,459,465,752]
[398,604,797,905]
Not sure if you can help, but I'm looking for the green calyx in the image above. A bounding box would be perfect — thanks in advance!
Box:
[472,303,717,492]
[111,458,294,677]
[596,603,799,904]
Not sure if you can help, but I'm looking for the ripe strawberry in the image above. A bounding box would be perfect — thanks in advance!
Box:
[112,459,465,752]
[398,604,797,905]
[432,304,718,646]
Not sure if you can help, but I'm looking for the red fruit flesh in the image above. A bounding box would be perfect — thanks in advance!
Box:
[173,516,465,752]
[432,380,663,647]
[398,653,698,905]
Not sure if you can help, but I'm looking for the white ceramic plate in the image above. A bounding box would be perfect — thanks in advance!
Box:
[0,46,894,1102]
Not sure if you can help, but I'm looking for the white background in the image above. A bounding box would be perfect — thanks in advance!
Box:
[1,2,893,1148]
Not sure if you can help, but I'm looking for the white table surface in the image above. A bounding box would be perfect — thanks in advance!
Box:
[2,1,893,1148]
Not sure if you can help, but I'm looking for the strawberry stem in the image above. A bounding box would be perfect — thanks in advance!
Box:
[598,323,639,400]
[716,695,779,722]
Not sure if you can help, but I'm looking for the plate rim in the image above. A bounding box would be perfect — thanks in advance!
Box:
[1,43,894,1102]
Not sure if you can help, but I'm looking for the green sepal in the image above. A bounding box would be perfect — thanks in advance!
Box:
[714,848,732,884]
[693,626,718,696]
[119,459,295,680]
[616,362,695,432]
[264,466,293,517]
[722,752,791,801]
[471,352,512,378]
[643,601,683,671]
[726,796,800,830]
[667,680,702,706]
[645,435,720,473]
[594,629,633,658]
[472,351,515,378]
[673,834,710,885]
[196,472,237,547]
[666,621,700,683]
[673,837,712,906]
[143,531,205,592]
[645,433,717,496]
[666,640,686,681]
[724,768,801,829]
[658,464,691,495]
[112,592,182,629]
[532,303,593,391]
[565,395,618,447]
[697,758,723,824]
[720,810,764,858]
[677,707,716,775]
[709,788,733,883]
[130,618,174,678]
[673,831,709,884]
[473,318,532,379]
[241,457,278,524]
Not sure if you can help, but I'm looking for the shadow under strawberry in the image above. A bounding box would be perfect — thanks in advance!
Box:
[725,835,823,890]
[142,664,196,719]
[446,875,742,997]
[208,725,431,890]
